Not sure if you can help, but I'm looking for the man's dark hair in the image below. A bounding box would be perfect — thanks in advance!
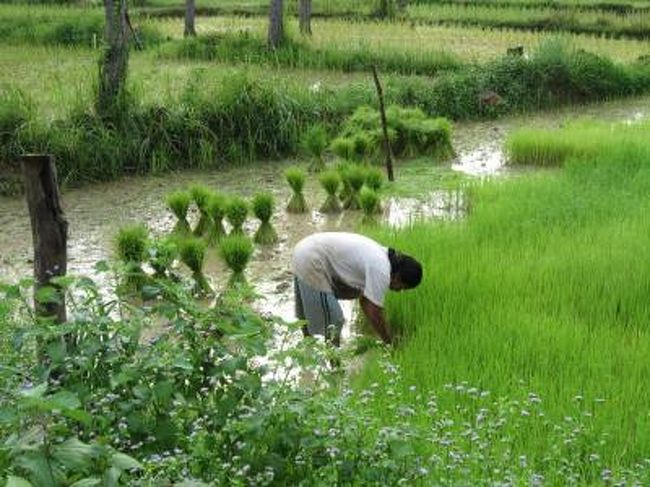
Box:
[388,248,423,288]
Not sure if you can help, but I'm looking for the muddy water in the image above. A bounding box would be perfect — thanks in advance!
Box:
[1,96,648,333]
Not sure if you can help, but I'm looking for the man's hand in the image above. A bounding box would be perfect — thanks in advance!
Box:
[360,296,392,345]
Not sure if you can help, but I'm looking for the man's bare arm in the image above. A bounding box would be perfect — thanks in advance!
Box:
[360,296,392,345]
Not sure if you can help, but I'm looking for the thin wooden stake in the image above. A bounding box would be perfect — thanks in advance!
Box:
[21,154,68,324]
[371,65,395,182]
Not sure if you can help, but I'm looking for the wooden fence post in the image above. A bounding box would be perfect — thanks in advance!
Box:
[371,65,395,182]
[20,154,68,323]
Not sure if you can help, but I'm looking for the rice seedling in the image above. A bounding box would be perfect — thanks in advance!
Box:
[149,237,178,279]
[336,161,353,203]
[115,224,149,292]
[365,167,385,192]
[225,195,249,234]
[178,236,211,294]
[285,166,308,213]
[359,187,380,224]
[363,123,650,469]
[342,164,366,210]
[319,169,343,213]
[189,184,212,237]
[206,191,227,245]
[166,190,192,234]
[220,234,255,284]
[252,192,279,245]
[302,123,329,172]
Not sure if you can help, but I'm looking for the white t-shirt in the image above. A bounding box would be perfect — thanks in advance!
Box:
[292,232,391,307]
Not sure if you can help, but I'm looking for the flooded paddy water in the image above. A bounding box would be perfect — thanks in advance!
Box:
[0,96,648,339]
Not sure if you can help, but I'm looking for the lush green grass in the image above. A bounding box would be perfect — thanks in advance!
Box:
[506,119,650,166]
[364,122,650,470]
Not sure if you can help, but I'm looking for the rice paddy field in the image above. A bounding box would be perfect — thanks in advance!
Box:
[1,0,650,484]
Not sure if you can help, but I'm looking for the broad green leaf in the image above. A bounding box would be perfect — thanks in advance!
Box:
[111,452,142,471]
[17,451,56,487]
[52,438,95,470]
[61,408,92,426]
[6,476,34,487]
[104,466,121,487]
[175,481,210,487]
[49,391,81,410]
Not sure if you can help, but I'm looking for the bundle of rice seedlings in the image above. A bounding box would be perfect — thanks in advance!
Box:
[220,234,254,284]
[207,191,227,245]
[225,196,249,234]
[189,184,212,237]
[360,187,380,224]
[365,167,385,192]
[302,124,328,172]
[342,164,366,210]
[285,166,308,213]
[166,190,191,234]
[116,224,149,291]
[336,161,352,202]
[252,192,278,244]
[178,237,211,295]
[149,237,178,279]
[319,169,342,213]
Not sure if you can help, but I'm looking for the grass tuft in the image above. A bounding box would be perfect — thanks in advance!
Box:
[252,192,279,244]
[319,169,343,213]
[166,190,192,234]
[220,234,255,284]
[225,195,249,234]
[285,166,308,213]
[178,236,211,294]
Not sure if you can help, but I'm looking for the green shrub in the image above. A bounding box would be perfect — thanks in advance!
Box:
[220,234,254,283]
[319,170,342,213]
[166,190,192,234]
[252,192,278,244]
[285,166,308,213]
[225,196,249,234]
[178,236,211,294]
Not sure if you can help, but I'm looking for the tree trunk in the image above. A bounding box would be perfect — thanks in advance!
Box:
[98,0,129,118]
[20,155,68,324]
[184,0,196,37]
[267,0,284,49]
[299,0,311,35]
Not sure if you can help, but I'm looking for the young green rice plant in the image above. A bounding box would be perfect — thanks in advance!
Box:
[365,166,385,192]
[336,161,353,203]
[166,190,192,234]
[189,184,212,237]
[116,224,149,292]
[149,237,178,280]
[220,234,254,285]
[360,187,381,224]
[319,169,342,214]
[285,166,308,213]
[225,196,249,235]
[302,124,328,172]
[178,236,211,295]
[206,191,227,245]
[252,192,279,245]
[342,164,367,210]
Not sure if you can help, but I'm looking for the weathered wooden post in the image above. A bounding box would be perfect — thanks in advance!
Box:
[371,65,395,182]
[20,154,68,323]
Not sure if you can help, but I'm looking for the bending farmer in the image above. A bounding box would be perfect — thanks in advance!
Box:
[292,232,423,346]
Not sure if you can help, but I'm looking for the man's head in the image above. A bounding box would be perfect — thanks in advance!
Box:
[388,248,423,291]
